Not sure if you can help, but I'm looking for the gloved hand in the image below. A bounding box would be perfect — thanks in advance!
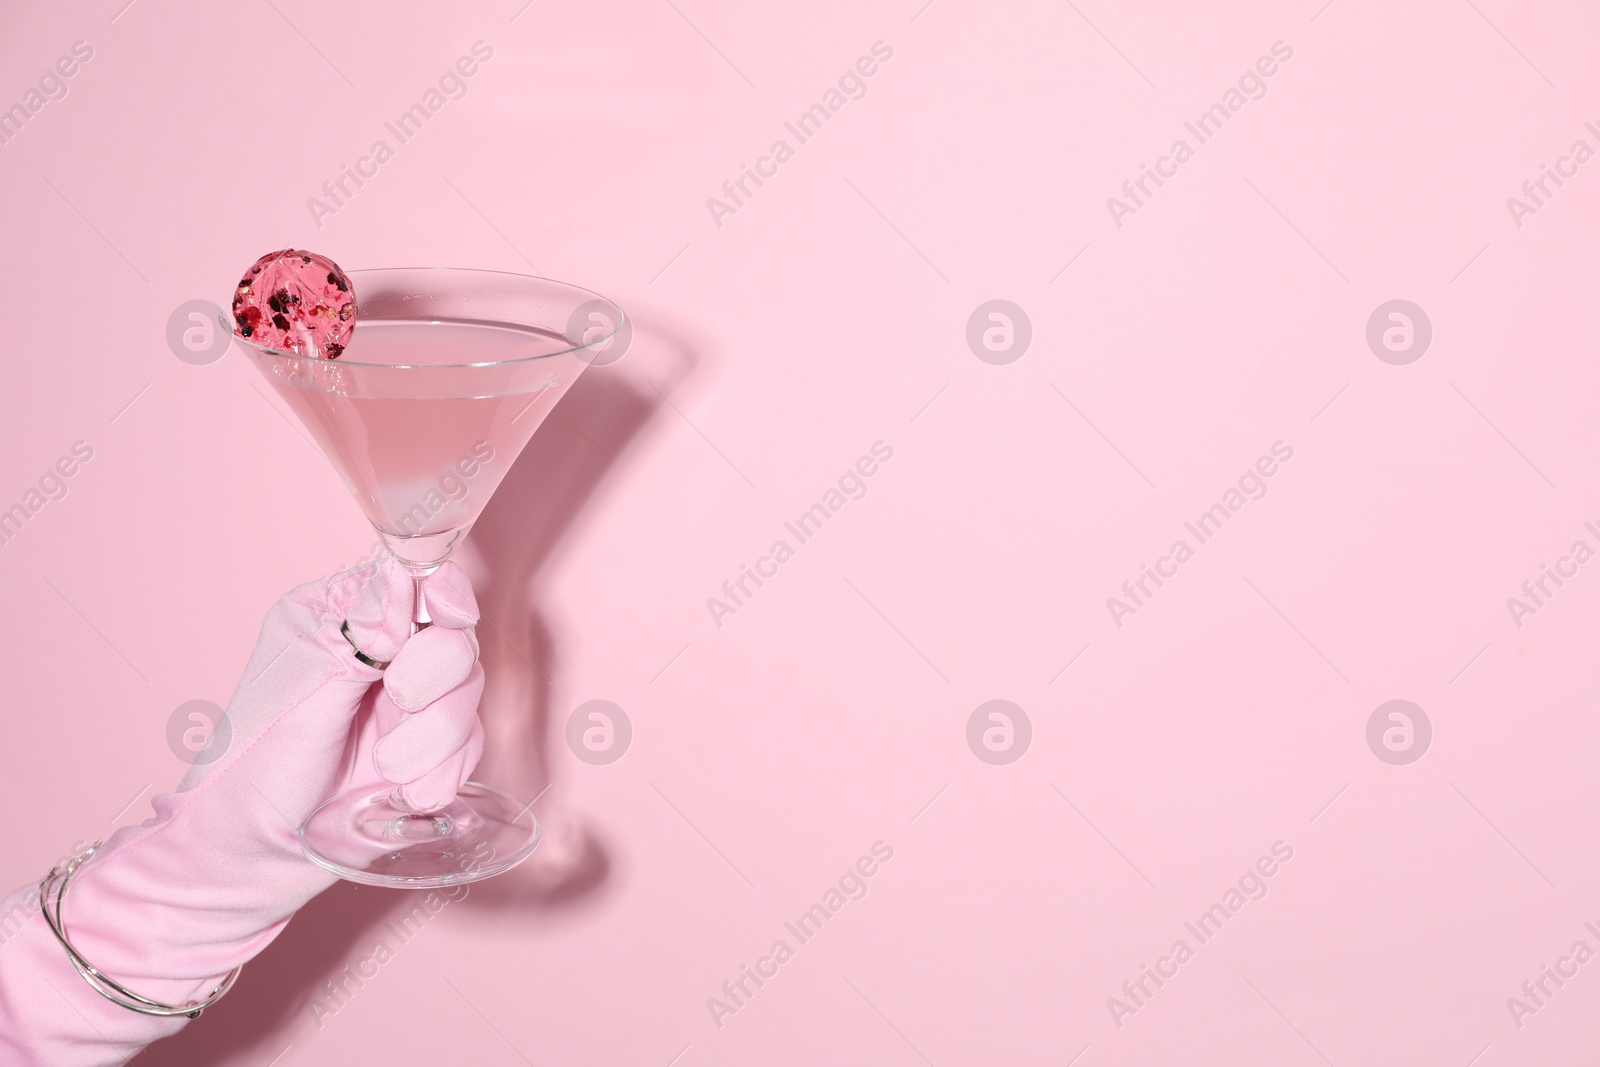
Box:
[0,554,485,1067]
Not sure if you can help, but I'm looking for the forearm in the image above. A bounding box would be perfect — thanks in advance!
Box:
[0,876,187,1067]
[0,808,282,1067]
[0,556,480,1063]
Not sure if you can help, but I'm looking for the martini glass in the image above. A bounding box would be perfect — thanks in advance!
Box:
[227,267,625,888]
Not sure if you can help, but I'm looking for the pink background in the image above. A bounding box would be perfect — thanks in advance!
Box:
[2,0,1598,1063]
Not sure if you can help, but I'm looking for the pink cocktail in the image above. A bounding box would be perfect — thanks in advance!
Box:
[230,268,626,887]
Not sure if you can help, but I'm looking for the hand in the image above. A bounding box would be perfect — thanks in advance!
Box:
[71,555,484,1000]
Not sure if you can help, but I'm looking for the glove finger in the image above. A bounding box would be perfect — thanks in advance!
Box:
[338,554,414,667]
[396,719,484,812]
[384,625,477,711]
[419,562,480,629]
[203,557,401,781]
[373,665,483,783]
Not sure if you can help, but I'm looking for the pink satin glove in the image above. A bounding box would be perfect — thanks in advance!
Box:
[0,555,485,1066]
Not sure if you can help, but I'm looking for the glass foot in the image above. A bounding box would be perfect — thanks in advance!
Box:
[300,781,541,888]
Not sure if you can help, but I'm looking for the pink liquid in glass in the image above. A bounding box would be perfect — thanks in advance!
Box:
[260,319,585,569]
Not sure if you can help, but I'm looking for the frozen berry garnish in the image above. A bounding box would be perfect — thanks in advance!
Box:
[231,249,356,358]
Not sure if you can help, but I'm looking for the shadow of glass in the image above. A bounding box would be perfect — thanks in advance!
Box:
[453,309,699,910]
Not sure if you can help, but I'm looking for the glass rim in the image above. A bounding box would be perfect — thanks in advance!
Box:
[222,266,626,370]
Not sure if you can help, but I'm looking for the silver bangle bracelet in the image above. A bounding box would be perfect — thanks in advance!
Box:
[38,841,243,1019]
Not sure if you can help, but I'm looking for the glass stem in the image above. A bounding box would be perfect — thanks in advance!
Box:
[390,574,435,815]
[412,574,432,630]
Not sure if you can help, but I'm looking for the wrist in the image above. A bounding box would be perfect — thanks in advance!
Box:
[60,843,256,1009]
[40,843,242,1017]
